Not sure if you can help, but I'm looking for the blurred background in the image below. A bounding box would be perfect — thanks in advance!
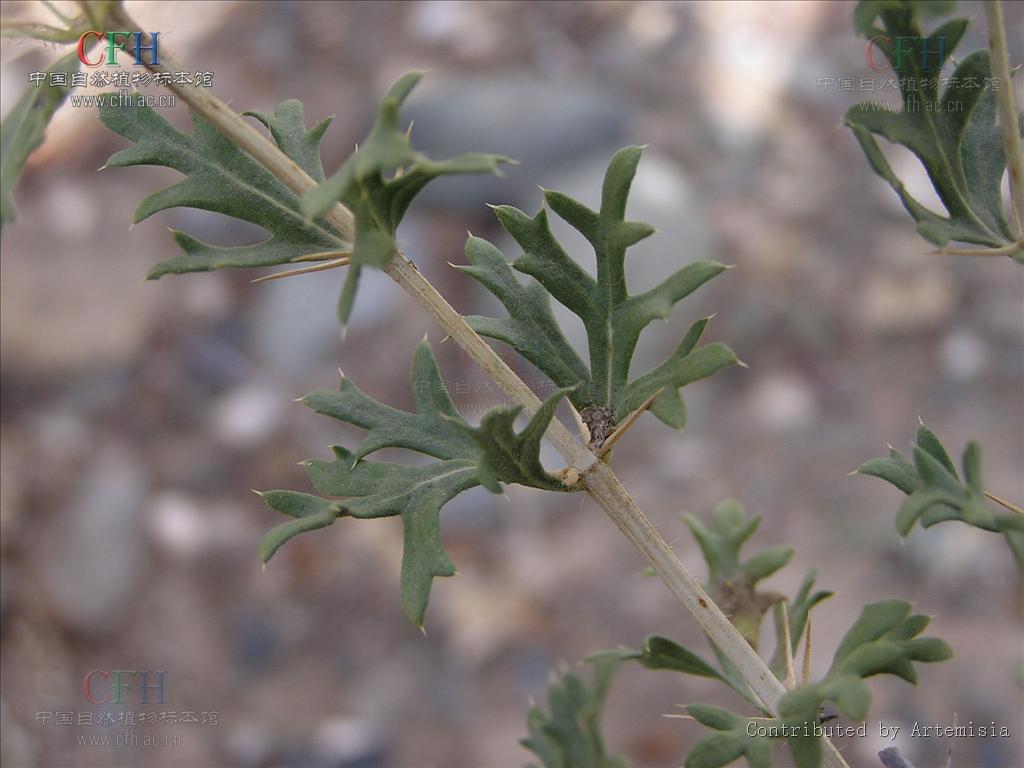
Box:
[1,1,1022,766]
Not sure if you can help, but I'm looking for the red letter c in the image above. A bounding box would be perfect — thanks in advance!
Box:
[865,36,892,71]
[83,670,110,704]
[77,31,103,67]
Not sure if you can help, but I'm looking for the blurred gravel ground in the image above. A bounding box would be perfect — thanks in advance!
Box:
[1,2,1022,767]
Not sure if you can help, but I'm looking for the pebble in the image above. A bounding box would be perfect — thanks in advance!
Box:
[747,370,818,432]
[37,449,148,635]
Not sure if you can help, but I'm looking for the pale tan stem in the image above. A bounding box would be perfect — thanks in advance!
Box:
[103,5,849,762]
[985,1,1024,237]
[935,238,1024,257]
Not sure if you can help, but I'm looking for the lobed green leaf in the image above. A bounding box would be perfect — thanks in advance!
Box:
[100,96,350,278]
[459,236,588,390]
[522,656,627,768]
[257,491,342,562]
[243,100,332,182]
[461,146,737,447]
[260,340,573,625]
[683,706,772,768]
[682,500,792,650]
[301,72,511,325]
[677,598,950,768]
[859,423,1023,568]
[846,1,1023,258]
[457,388,575,493]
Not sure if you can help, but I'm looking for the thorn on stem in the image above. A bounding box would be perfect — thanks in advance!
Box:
[251,256,351,283]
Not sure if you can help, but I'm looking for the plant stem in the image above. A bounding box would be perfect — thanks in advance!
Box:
[389,253,803,714]
[985,0,1024,238]
[936,238,1024,257]
[103,4,849,763]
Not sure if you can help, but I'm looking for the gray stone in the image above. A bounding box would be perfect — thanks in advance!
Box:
[249,265,396,375]
[37,448,148,635]
[403,75,627,209]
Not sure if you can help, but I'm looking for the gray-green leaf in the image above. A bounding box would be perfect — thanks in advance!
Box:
[522,655,628,768]
[1,53,80,230]
[683,705,772,768]
[260,339,575,625]
[459,235,589,390]
[301,72,512,325]
[461,146,738,447]
[302,446,476,624]
[243,100,332,183]
[257,491,342,562]
[681,599,950,768]
[683,499,794,650]
[858,423,1024,569]
[457,388,575,493]
[846,0,1023,259]
[100,97,350,278]
[593,634,761,710]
